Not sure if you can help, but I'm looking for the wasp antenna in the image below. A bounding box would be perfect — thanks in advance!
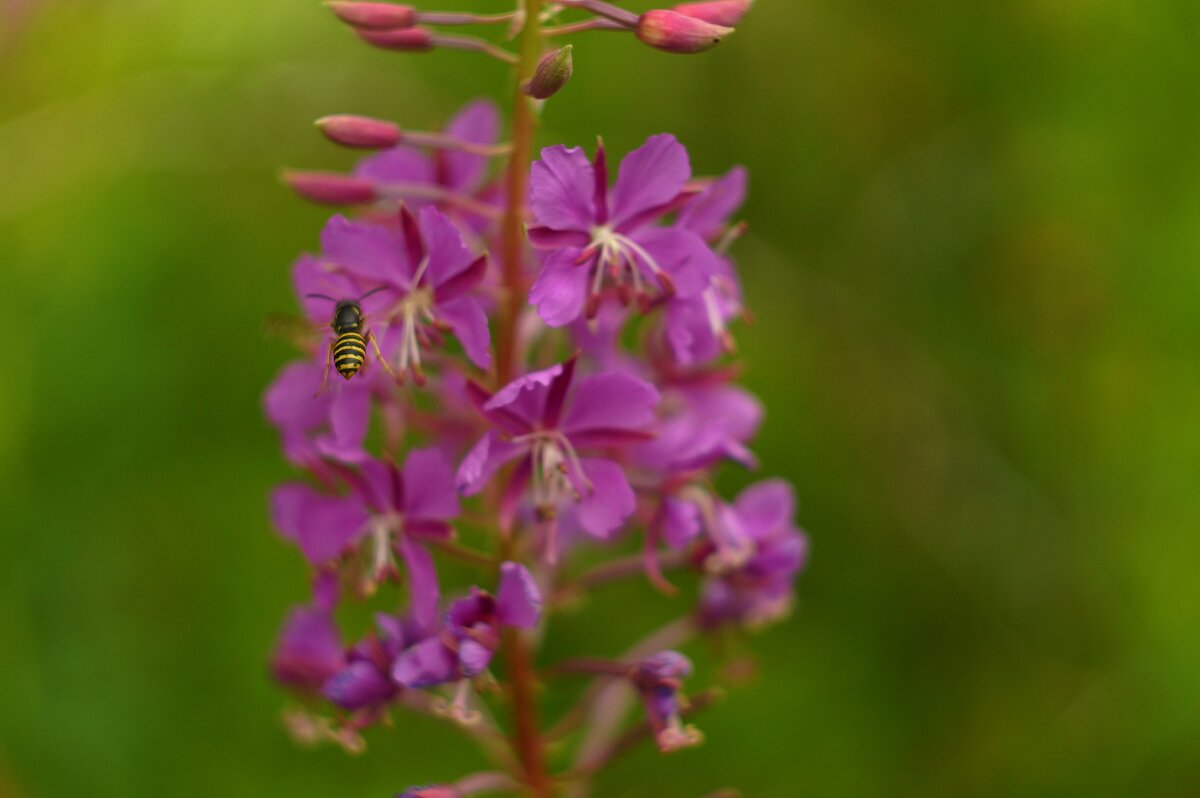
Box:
[357,286,389,302]
[304,293,339,302]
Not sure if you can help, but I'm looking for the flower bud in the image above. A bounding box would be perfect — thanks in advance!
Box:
[326,2,416,30]
[636,10,732,54]
[282,170,378,205]
[672,0,752,27]
[523,45,573,100]
[315,115,401,149]
[356,26,435,52]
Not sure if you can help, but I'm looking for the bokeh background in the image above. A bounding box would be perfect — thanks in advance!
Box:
[3,0,1200,795]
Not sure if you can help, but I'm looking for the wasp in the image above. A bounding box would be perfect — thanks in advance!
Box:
[305,287,396,394]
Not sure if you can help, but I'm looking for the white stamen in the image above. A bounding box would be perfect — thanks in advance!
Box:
[586,225,666,305]
[679,485,754,573]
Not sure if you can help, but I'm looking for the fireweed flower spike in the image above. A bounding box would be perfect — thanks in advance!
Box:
[266,0,807,794]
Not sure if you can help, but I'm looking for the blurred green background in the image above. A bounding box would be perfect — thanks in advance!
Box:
[3,0,1200,796]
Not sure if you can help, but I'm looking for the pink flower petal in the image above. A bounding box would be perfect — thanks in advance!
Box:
[610,134,691,227]
[401,448,460,520]
[530,145,596,231]
[496,562,542,628]
[530,249,590,327]
[572,458,636,539]
[562,372,660,436]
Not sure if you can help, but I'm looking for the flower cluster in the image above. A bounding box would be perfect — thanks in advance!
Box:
[265,0,803,794]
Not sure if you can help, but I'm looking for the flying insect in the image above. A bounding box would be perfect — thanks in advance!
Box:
[306,287,396,394]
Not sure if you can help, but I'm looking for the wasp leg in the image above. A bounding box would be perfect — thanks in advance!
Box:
[314,339,333,397]
[367,329,397,377]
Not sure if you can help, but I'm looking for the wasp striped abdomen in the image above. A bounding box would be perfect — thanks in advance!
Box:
[333,331,367,379]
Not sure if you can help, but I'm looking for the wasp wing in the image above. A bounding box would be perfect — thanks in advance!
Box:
[263,312,326,354]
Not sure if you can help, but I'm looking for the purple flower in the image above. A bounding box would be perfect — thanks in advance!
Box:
[392,563,541,721]
[307,207,491,382]
[637,381,762,478]
[526,134,720,326]
[697,480,808,629]
[455,356,659,557]
[322,613,428,713]
[271,448,460,626]
[271,605,343,693]
[264,357,378,468]
[664,167,747,365]
[632,651,703,752]
[356,99,501,233]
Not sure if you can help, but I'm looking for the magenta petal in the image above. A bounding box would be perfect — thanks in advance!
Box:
[561,372,660,436]
[401,447,460,520]
[609,134,691,227]
[355,145,435,185]
[399,536,440,628]
[734,479,796,540]
[456,432,525,496]
[442,98,499,191]
[661,497,701,549]
[541,353,577,429]
[527,226,590,249]
[272,606,343,690]
[664,292,724,365]
[264,360,328,436]
[434,254,487,303]
[496,562,542,628]
[356,457,402,512]
[485,361,563,412]
[457,638,494,677]
[271,484,370,565]
[530,249,590,327]
[293,253,364,323]
[437,297,492,369]
[322,661,394,710]
[320,214,407,286]
[315,379,372,463]
[419,205,476,286]
[630,226,717,298]
[572,458,636,539]
[530,145,596,231]
[393,637,457,687]
[679,166,747,240]
[313,570,340,611]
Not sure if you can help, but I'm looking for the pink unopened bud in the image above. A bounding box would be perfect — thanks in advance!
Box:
[282,170,378,205]
[326,2,416,30]
[356,26,434,52]
[315,115,401,149]
[523,45,573,100]
[636,10,732,54]
[672,0,752,27]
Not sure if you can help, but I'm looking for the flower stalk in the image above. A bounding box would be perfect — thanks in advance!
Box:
[498,8,553,795]
[266,0,800,795]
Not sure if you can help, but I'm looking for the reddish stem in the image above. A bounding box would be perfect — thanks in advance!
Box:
[497,3,552,795]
